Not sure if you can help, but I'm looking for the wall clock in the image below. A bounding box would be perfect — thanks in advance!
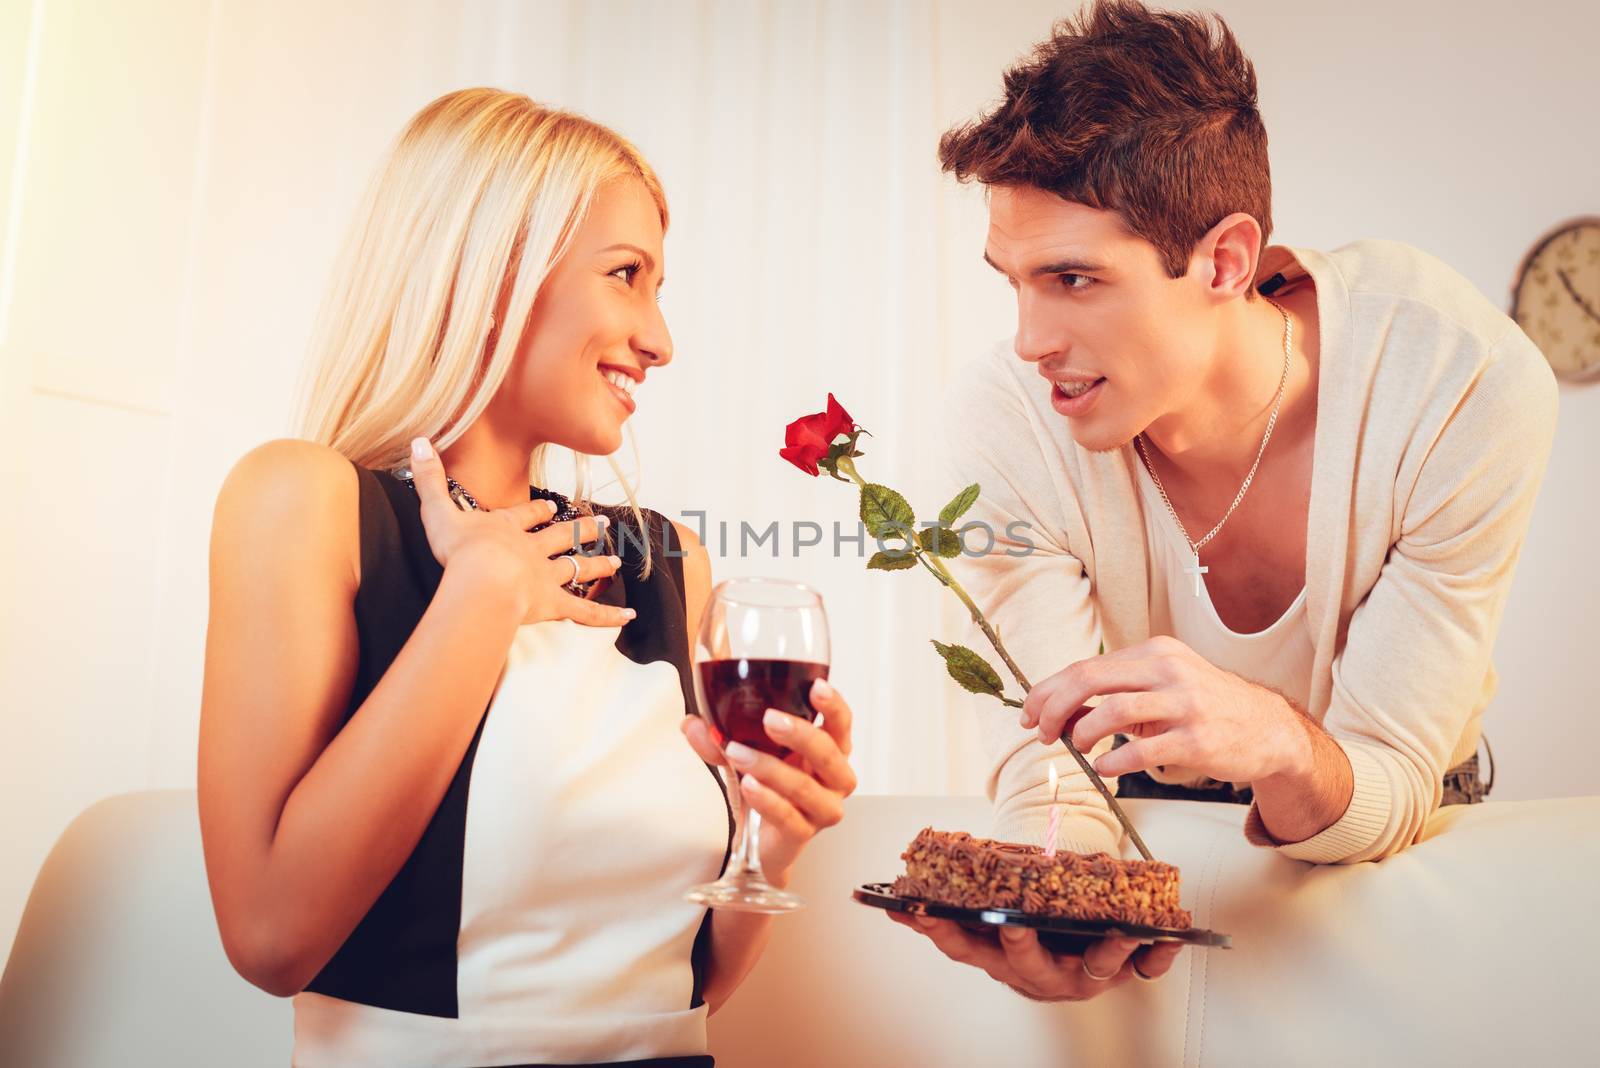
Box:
[1511,216,1600,382]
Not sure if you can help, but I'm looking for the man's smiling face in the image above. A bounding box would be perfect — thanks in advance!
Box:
[984,183,1218,453]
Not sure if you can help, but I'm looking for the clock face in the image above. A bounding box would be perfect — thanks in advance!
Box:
[1512,217,1600,382]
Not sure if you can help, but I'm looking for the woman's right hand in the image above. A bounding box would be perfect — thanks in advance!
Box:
[408,437,633,627]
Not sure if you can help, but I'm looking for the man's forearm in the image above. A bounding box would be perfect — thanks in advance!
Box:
[1250,708,1355,845]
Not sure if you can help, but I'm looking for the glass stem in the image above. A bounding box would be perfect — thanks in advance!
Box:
[732,797,765,877]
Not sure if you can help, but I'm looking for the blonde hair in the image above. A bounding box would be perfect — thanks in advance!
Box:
[292,88,664,573]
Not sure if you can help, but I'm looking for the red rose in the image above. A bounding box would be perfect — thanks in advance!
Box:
[780,394,854,476]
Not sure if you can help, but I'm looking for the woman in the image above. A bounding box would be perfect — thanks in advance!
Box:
[197,88,857,1067]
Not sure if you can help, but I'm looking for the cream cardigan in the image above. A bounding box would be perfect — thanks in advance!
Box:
[940,240,1558,864]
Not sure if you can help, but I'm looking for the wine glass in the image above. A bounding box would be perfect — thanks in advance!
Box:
[685,577,830,913]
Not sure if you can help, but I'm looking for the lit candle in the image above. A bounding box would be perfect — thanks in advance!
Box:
[1043,761,1062,859]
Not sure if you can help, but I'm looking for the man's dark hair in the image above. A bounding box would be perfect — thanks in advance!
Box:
[938,0,1272,279]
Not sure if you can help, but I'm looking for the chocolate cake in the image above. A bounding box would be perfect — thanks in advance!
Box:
[892,827,1192,929]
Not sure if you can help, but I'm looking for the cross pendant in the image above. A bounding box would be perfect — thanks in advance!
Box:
[1185,552,1209,597]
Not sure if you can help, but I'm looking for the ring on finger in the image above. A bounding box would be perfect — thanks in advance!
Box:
[1081,956,1119,982]
[1131,961,1159,982]
[562,553,582,590]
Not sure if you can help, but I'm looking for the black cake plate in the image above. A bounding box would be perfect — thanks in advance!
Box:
[854,882,1232,955]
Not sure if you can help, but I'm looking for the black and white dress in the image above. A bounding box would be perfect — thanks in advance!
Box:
[290,465,733,1068]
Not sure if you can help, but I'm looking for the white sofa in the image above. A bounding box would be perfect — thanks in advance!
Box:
[1,789,1593,1067]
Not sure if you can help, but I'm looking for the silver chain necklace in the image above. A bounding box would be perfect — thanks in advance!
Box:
[1134,297,1293,597]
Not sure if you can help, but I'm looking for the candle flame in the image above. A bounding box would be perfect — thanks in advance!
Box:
[1048,761,1059,798]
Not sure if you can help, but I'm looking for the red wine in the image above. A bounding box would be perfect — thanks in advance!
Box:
[697,658,830,759]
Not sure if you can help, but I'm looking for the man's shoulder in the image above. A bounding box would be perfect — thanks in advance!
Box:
[1324,237,1457,286]
[949,335,1022,380]
[1321,241,1557,456]
[1322,238,1512,344]
[944,337,1035,416]
[941,338,1081,466]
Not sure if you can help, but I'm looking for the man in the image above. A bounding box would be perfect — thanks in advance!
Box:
[892,0,1557,1000]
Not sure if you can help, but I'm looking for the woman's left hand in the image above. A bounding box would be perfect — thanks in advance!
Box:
[680,677,857,884]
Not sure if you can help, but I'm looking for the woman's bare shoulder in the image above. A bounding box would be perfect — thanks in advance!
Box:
[213,438,360,590]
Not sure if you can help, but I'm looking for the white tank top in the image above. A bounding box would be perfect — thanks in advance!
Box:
[1135,459,1315,789]
[292,618,730,1066]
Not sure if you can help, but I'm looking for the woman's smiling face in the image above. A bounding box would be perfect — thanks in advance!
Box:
[497,175,672,456]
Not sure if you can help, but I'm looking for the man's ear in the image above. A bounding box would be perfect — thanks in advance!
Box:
[1189,212,1264,303]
